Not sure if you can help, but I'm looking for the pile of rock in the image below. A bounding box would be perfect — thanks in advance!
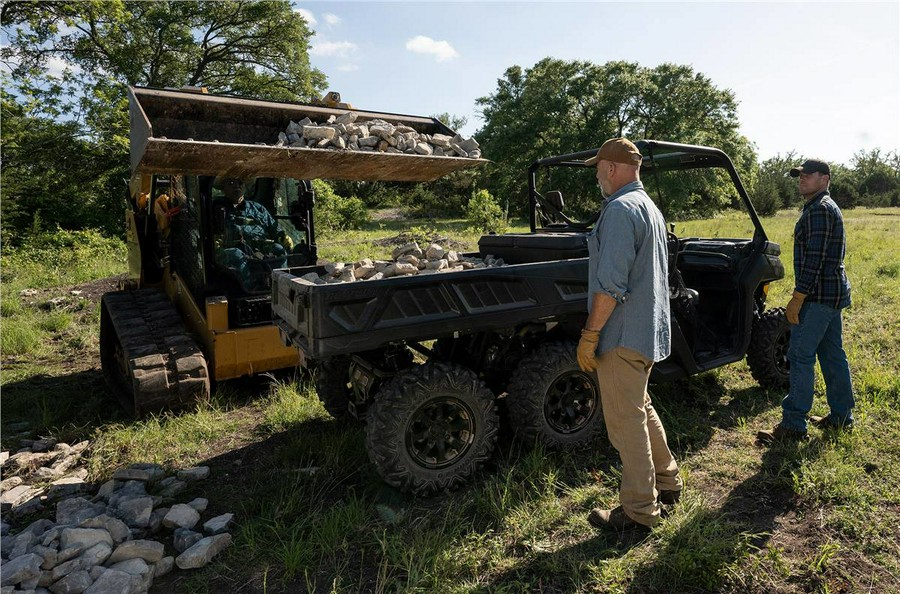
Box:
[275,112,482,159]
[1,458,234,593]
[299,242,506,284]
[2,439,91,518]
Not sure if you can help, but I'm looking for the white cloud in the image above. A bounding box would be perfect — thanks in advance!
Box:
[46,56,79,77]
[293,7,316,26]
[323,13,341,26]
[310,40,358,58]
[337,64,359,72]
[405,35,459,62]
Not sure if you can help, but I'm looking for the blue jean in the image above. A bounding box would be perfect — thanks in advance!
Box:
[781,302,854,432]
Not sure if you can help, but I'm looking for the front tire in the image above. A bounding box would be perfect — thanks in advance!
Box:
[747,307,791,389]
[365,362,499,493]
[505,342,604,448]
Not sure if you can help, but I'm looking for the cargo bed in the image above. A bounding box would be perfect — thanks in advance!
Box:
[272,258,590,361]
[129,86,488,182]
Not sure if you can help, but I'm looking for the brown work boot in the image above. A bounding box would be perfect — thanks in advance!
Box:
[587,506,651,533]
[809,415,854,431]
[658,489,681,505]
[756,425,808,445]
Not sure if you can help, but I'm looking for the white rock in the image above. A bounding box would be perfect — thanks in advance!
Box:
[172,529,202,554]
[162,504,200,530]
[115,497,153,528]
[202,513,233,535]
[425,260,448,271]
[186,498,208,513]
[425,244,445,260]
[82,569,138,594]
[175,534,232,570]
[151,556,173,578]
[106,558,149,576]
[1,485,41,508]
[106,540,163,564]
[78,517,129,545]
[385,263,418,277]
[59,529,112,554]
[48,569,92,594]
[302,126,335,140]
[1,553,43,587]
[391,241,422,260]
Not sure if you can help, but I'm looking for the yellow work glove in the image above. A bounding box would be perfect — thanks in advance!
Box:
[785,291,806,325]
[282,234,294,250]
[577,329,601,373]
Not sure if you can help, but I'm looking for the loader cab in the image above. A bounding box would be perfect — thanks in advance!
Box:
[132,174,317,327]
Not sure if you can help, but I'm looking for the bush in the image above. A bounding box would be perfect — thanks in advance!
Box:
[1,228,125,288]
[749,177,781,217]
[466,189,507,233]
[312,180,370,233]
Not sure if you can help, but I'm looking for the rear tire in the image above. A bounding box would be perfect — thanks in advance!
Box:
[505,342,604,448]
[747,307,791,389]
[365,361,499,493]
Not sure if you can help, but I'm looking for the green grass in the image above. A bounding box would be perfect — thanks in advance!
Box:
[2,208,899,593]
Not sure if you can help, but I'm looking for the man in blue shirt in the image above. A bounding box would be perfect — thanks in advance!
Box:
[577,138,682,533]
[758,159,854,444]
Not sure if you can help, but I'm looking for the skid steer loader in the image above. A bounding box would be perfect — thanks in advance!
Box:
[100,86,485,414]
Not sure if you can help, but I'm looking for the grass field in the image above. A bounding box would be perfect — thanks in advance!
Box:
[2,208,899,593]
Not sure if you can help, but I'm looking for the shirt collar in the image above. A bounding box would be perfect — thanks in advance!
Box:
[603,180,644,205]
[802,190,829,210]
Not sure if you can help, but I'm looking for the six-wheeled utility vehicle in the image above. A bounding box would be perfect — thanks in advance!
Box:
[273,140,792,493]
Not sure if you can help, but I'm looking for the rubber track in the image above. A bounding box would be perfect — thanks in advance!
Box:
[102,289,209,414]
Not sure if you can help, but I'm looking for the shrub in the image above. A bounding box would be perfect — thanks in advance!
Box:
[312,180,370,233]
[466,189,508,233]
[749,176,781,217]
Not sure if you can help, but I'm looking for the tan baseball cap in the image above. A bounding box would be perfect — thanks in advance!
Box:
[585,138,643,166]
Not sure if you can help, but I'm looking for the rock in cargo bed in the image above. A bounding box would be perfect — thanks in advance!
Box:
[272,258,589,360]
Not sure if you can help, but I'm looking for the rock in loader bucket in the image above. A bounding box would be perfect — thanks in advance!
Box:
[129,86,488,182]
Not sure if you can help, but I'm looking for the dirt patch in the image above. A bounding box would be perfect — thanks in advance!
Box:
[19,274,127,310]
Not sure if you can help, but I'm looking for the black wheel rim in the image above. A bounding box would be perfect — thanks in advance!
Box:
[406,397,476,469]
[545,371,599,434]
[774,328,791,376]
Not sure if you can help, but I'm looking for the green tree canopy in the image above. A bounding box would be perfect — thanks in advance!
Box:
[1,0,326,237]
[474,58,757,220]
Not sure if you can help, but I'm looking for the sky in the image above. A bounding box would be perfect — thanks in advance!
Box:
[295,1,900,166]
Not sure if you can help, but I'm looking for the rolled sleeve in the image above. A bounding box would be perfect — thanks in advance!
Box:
[591,205,637,304]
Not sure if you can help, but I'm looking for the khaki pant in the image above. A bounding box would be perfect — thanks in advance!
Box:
[596,347,682,526]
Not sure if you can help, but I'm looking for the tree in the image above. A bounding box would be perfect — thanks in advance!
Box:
[1,1,326,237]
[475,59,757,220]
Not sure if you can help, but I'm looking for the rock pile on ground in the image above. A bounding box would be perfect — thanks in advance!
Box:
[275,112,482,158]
[299,242,506,285]
[1,448,234,593]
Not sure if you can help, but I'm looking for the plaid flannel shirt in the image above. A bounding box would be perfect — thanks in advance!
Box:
[793,191,851,309]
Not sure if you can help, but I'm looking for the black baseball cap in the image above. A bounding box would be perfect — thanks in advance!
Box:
[789,159,830,177]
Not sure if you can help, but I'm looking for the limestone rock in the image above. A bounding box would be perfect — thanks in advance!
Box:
[202,513,233,535]
[2,553,44,586]
[186,498,208,513]
[106,540,163,564]
[152,556,174,578]
[82,569,139,594]
[391,242,422,260]
[425,244,445,260]
[59,529,112,554]
[172,529,202,553]
[175,534,232,569]
[78,517,129,546]
[162,504,200,530]
[106,558,149,577]
[302,126,335,141]
[49,569,92,594]
[116,497,153,528]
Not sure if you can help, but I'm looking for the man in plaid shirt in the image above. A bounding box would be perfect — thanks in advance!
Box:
[758,159,854,444]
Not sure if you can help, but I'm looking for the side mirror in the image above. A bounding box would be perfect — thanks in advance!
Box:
[545,190,565,213]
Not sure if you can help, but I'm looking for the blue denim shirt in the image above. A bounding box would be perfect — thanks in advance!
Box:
[587,181,671,362]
